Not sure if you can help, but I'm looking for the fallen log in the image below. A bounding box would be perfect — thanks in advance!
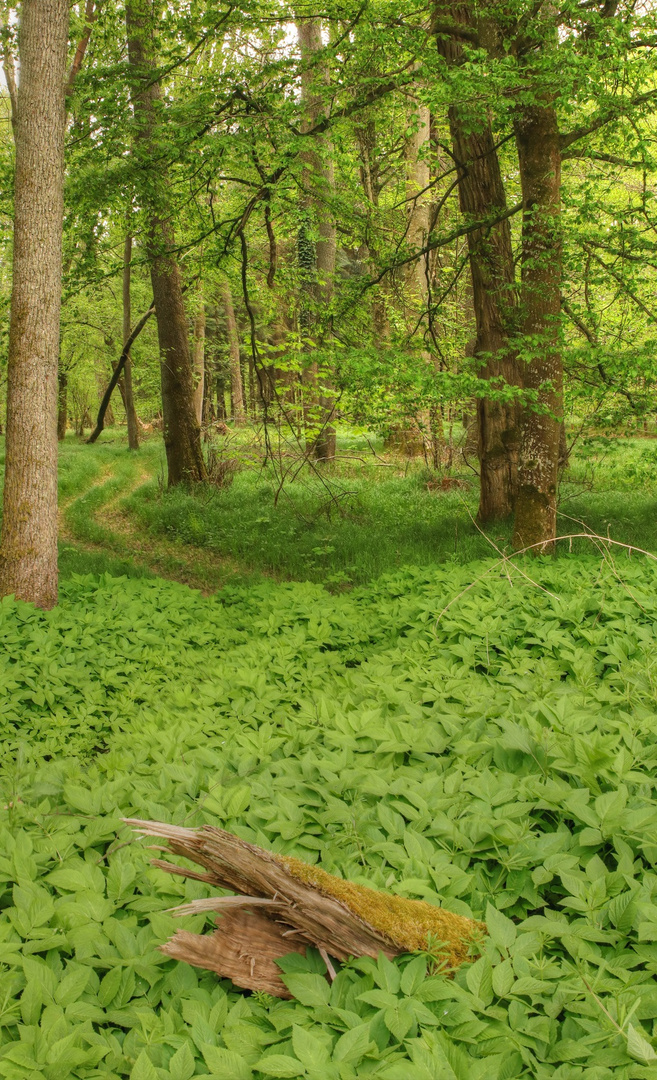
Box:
[126,818,485,998]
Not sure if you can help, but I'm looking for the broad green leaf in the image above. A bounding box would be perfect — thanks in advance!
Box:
[168,1043,196,1080]
[281,974,330,1008]
[254,1054,306,1078]
[486,904,516,951]
[627,1024,657,1064]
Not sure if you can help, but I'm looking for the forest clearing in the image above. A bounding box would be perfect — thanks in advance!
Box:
[3,0,657,1076]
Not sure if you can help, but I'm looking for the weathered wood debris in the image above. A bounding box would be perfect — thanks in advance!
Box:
[126,818,485,998]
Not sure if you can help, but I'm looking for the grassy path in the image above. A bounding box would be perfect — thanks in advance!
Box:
[57,437,245,591]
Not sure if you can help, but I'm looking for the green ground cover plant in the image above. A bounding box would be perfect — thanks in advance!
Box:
[3,557,657,1077]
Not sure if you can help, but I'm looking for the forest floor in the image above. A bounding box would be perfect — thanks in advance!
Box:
[50,426,657,589]
[3,427,657,1077]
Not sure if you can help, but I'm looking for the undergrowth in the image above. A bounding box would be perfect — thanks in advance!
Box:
[2,559,657,1076]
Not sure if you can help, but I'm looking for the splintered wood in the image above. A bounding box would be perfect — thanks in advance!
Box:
[126,818,485,998]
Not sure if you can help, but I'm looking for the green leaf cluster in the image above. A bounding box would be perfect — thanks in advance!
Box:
[3,559,657,1075]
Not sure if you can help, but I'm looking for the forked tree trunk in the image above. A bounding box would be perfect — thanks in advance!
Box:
[296,17,337,462]
[220,278,245,424]
[512,102,563,553]
[122,233,140,450]
[192,300,205,427]
[434,3,520,522]
[126,0,205,485]
[0,0,69,609]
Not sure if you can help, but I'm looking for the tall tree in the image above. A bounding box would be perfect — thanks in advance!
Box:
[219,278,245,425]
[121,232,140,450]
[126,0,206,485]
[296,16,337,461]
[511,99,563,552]
[434,3,520,522]
[0,0,69,608]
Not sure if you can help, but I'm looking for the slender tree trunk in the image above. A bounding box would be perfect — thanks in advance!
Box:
[405,96,439,462]
[434,4,520,521]
[122,232,140,450]
[126,0,205,485]
[512,101,563,553]
[0,0,68,608]
[220,278,245,425]
[405,100,430,317]
[356,118,388,340]
[57,369,68,441]
[296,17,337,461]
[192,298,205,427]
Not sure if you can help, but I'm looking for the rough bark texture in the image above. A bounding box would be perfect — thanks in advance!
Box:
[126,0,205,485]
[0,0,69,609]
[220,278,245,424]
[296,18,337,461]
[127,819,484,998]
[434,3,520,521]
[192,300,206,427]
[512,102,563,553]
[122,233,140,450]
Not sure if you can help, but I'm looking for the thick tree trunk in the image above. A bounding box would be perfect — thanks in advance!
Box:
[192,299,205,427]
[122,233,140,450]
[220,279,245,425]
[0,0,68,609]
[126,0,205,485]
[296,17,337,461]
[512,102,563,553]
[434,4,520,521]
[57,369,68,441]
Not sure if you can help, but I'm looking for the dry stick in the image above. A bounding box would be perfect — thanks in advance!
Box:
[435,533,657,628]
[557,509,648,613]
[87,301,155,444]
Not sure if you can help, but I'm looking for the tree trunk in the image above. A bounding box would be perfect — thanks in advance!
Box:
[511,102,563,553]
[220,278,245,425]
[434,4,520,521]
[122,232,140,450]
[404,95,437,462]
[96,356,115,427]
[0,0,68,609]
[126,0,205,485]
[405,100,430,317]
[296,17,337,461]
[192,298,205,427]
[57,369,68,441]
[356,118,388,340]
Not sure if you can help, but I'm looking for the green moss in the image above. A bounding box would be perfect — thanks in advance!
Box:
[277,854,485,968]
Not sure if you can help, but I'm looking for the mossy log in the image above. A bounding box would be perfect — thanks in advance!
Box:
[126,818,484,998]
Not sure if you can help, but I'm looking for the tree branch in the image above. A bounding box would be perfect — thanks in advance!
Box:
[66,0,101,98]
[87,300,155,444]
[560,88,657,150]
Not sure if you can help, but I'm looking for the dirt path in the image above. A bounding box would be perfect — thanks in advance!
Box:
[60,459,244,593]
